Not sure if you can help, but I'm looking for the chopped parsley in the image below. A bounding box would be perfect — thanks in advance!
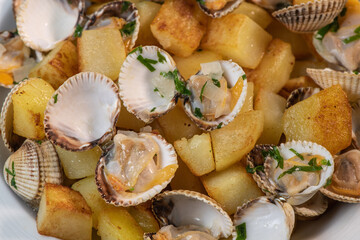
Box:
[354,70,359,75]
[289,148,304,160]
[120,21,136,36]
[150,107,156,112]
[14,29,18,35]
[200,81,208,102]
[278,165,323,179]
[324,177,332,187]
[343,34,360,44]
[235,223,246,240]
[128,187,135,192]
[320,159,331,166]
[194,107,203,119]
[161,70,191,96]
[217,122,223,129]
[73,24,83,38]
[121,1,131,12]
[129,46,143,54]
[157,51,166,63]
[242,74,247,80]
[212,78,220,88]
[137,55,157,72]
[154,88,164,98]
[53,94,58,103]
[5,161,17,189]
[262,147,284,169]
[196,0,205,5]
[35,140,42,145]
[315,16,341,40]
[246,165,264,174]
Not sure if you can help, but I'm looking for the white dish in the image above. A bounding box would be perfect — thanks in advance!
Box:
[0,0,359,239]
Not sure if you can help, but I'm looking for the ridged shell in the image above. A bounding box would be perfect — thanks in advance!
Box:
[320,188,360,203]
[293,192,328,219]
[232,196,295,240]
[307,68,360,102]
[352,100,360,149]
[118,46,178,123]
[95,132,178,207]
[84,1,140,51]
[286,87,321,109]
[12,0,24,16]
[152,190,233,239]
[183,60,247,131]
[272,0,346,33]
[16,0,85,51]
[198,0,243,18]
[44,72,121,151]
[3,139,62,208]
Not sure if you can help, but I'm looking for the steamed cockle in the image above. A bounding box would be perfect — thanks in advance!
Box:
[196,0,243,18]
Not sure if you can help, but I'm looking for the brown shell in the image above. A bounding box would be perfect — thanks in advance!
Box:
[293,192,328,220]
[198,0,243,18]
[285,87,321,109]
[272,0,347,33]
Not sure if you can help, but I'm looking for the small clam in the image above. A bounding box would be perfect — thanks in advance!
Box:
[272,0,347,33]
[118,46,179,123]
[95,131,178,207]
[44,72,121,151]
[151,190,233,239]
[84,1,140,51]
[183,60,247,131]
[292,191,328,219]
[232,196,295,240]
[3,139,62,209]
[16,0,85,51]
[247,141,334,206]
[320,150,360,203]
[197,0,243,18]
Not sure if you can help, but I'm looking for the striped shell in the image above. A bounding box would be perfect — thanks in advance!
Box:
[293,192,328,219]
[197,0,243,18]
[285,87,321,109]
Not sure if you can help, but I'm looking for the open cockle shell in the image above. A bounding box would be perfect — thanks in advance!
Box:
[3,139,62,209]
[183,60,247,131]
[95,132,178,207]
[197,0,243,18]
[352,100,360,149]
[118,46,178,123]
[232,196,295,240]
[44,72,121,151]
[307,68,360,102]
[152,190,233,239]
[16,0,85,52]
[272,0,347,33]
[293,191,328,219]
[84,0,140,51]
[285,87,321,109]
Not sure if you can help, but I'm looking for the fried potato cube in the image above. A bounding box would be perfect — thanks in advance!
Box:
[150,0,206,57]
[97,207,144,240]
[173,50,223,80]
[282,85,352,154]
[240,82,254,113]
[249,38,295,94]
[174,133,215,176]
[201,13,272,69]
[136,1,162,46]
[12,78,55,140]
[116,102,146,131]
[255,89,287,145]
[78,28,126,81]
[211,110,264,171]
[233,2,272,29]
[29,40,78,89]
[201,164,263,215]
[37,183,92,240]
[127,205,160,233]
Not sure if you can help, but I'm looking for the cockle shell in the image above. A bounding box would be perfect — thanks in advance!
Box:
[197,0,243,18]
[285,87,321,109]
[293,192,328,219]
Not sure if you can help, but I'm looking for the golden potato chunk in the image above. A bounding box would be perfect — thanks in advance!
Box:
[240,82,254,113]
[174,133,215,176]
[29,40,78,89]
[233,2,272,29]
[127,205,160,233]
[37,184,92,240]
[282,85,352,154]
[136,1,162,46]
[249,38,295,94]
[12,78,55,140]
[210,110,264,171]
[201,13,272,69]
[150,0,206,57]
[201,164,263,215]
[78,28,126,80]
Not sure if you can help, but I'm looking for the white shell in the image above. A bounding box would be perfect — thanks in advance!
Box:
[95,132,178,206]
[118,46,178,123]
[152,190,233,239]
[198,0,243,18]
[44,72,121,151]
[16,0,85,51]
[183,60,247,131]
[232,196,295,240]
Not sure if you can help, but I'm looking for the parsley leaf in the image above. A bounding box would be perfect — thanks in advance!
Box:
[354,70,359,75]
[5,161,17,189]
[324,177,332,187]
[120,21,136,36]
[212,78,220,88]
[320,159,331,166]
[73,24,83,38]
[217,122,223,129]
[200,81,208,102]
[196,0,205,5]
[129,46,143,54]
[315,14,343,41]
[154,88,164,98]
[161,70,191,96]
[121,1,131,12]
[128,187,135,192]
[150,107,156,112]
[246,165,264,174]
[343,34,360,44]
[236,223,246,240]
[194,107,203,119]
[262,147,284,169]
[157,51,166,63]
[137,55,157,72]
[36,140,42,145]
[289,148,304,160]
[53,94,58,103]
[278,165,323,179]
[242,74,247,80]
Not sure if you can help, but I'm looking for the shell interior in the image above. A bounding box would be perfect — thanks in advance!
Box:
[198,0,243,18]
[152,190,233,239]
[44,72,121,151]
[16,0,85,51]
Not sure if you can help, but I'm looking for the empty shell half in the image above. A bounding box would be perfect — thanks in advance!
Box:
[197,0,243,18]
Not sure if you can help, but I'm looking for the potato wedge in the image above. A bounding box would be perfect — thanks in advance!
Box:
[136,1,162,46]
[233,2,272,29]
[127,205,160,233]
[240,82,254,113]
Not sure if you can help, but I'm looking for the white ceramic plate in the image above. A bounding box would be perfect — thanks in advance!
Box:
[0,0,359,239]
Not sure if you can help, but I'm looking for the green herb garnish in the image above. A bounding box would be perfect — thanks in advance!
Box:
[278,165,323,179]
[235,223,246,240]
[343,34,360,44]
[212,78,220,88]
[53,94,58,103]
[194,107,203,119]
[315,13,344,41]
[5,161,17,189]
[200,81,208,102]
[129,46,143,54]
[129,187,135,192]
[154,88,164,98]
[325,177,332,187]
[354,70,359,75]
[14,29,18,35]
[308,157,318,167]
[262,147,284,169]
[157,51,166,63]
[161,70,191,96]
[320,159,331,166]
[73,24,83,38]
[246,165,264,174]
[120,21,136,36]
[242,74,247,80]
[289,148,304,160]
[217,122,223,129]
[196,0,205,5]
[35,140,42,145]
[150,107,156,112]
[137,55,157,72]
[121,1,131,12]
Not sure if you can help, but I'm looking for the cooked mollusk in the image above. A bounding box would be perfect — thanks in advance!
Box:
[3,139,62,208]
[16,0,85,51]
[183,60,247,131]
[44,72,121,151]
[292,191,328,219]
[232,196,295,240]
[151,190,233,239]
[84,1,139,51]
[197,0,243,18]
[95,131,178,206]
[118,46,178,123]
